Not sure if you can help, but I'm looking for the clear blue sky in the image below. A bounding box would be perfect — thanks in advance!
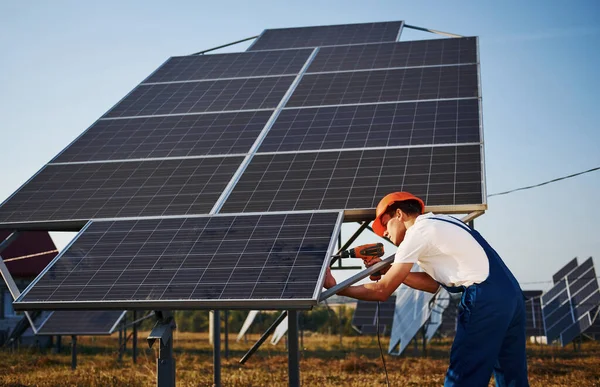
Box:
[1,1,599,291]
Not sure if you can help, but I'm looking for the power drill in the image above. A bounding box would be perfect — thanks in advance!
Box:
[333,243,386,281]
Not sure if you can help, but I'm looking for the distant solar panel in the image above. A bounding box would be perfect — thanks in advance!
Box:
[425,289,451,340]
[523,290,544,337]
[14,212,342,310]
[102,76,294,118]
[307,37,477,73]
[388,273,437,355]
[221,145,483,214]
[248,21,403,51]
[36,311,126,335]
[53,110,273,163]
[0,157,242,228]
[553,258,579,284]
[351,296,395,334]
[259,99,480,153]
[143,49,312,83]
[285,65,479,108]
[542,257,600,345]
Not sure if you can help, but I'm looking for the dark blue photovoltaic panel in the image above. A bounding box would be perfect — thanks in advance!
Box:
[249,21,402,51]
[352,297,395,334]
[37,311,125,335]
[53,110,273,163]
[14,212,341,310]
[0,157,242,227]
[523,290,543,336]
[552,258,578,284]
[144,49,312,83]
[286,65,478,108]
[541,279,567,306]
[307,37,477,73]
[221,145,483,214]
[259,99,480,152]
[102,76,294,118]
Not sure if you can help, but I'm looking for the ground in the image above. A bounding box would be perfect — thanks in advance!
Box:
[1,332,599,386]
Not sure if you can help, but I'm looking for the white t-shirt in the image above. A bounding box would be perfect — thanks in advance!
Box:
[393,213,489,287]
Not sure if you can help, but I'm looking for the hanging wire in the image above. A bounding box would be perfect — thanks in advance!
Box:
[488,166,600,197]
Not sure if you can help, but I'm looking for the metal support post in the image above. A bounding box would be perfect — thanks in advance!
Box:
[71,335,77,370]
[224,310,229,360]
[213,310,221,387]
[55,336,62,354]
[118,323,123,362]
[288,310,299,387]
[133,311,138,364]
[123,314,127,355]
[148,311,176,387]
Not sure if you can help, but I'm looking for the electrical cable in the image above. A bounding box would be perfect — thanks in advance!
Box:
[376,300,390,387]
[488,166,600,197]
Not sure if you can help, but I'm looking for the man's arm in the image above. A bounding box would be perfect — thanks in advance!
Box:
[324,262,413,302]
[402,272,440,293]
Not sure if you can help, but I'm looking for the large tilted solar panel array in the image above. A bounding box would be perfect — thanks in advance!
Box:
[15,212,342,310]
[3,20,485,313]
[541,257,600,346]
[36,311,126,335]
[351,296,396,335]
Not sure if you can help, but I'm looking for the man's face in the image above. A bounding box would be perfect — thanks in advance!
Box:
[381,210,407,246]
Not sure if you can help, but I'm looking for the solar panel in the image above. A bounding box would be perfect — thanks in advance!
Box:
[221,145,483,214]
[52,110,274,163]
[552,257,579,284]
[307,37,477,73]
[388,273,437,355]
[36,311,126,335]
[424,289,451,341]
[248,21,403,51]
[285,65,479,108]
[14,211,342,310]
[102,76,295,118]
[143,49,313,83]
[0,157,242,228]
[258,99,480,153]
[523,290,544,337]
[542,257,600,345]
[351,296,395,334]
[436,296,459,337]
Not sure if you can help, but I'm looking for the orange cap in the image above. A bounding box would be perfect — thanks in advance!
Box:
[372,192,425,237]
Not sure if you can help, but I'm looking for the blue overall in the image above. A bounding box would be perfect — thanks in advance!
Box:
[429,217,529,387]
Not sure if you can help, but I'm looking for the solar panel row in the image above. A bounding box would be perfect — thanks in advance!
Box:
[351,297,395,334]
[248,21,403,51]
[15,211,342,310]
[542,257,600,345]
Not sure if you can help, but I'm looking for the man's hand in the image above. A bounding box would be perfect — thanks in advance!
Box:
[323,267,337,289]
[363,257,391,275]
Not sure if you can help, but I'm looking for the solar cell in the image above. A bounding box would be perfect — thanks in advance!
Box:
[307,37,477,73]
[351,296,395,334]
[259,99,480,152]
[248,21,403,51]
[0,157,242,228]
[53,110,273,163]
[285,65,479,108]
[36,311,126,335]
[221,145,483,214]
[14,211,342,310]
[143,49,312,83]
[102,76,294,118]
[552,257,578,284]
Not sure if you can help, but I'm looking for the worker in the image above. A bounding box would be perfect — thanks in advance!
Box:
[324,192,529,386]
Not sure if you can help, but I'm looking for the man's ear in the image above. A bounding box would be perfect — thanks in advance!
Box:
[395,208,403,220]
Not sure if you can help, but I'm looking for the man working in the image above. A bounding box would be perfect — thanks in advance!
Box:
[324,192,529,386]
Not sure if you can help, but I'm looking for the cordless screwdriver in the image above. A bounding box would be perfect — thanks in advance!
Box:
[332,243,386,281]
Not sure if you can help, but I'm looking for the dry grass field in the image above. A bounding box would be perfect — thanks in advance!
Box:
[1,332,599,386]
